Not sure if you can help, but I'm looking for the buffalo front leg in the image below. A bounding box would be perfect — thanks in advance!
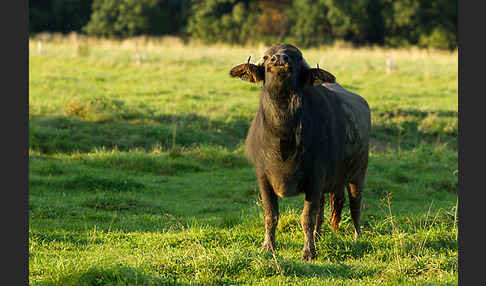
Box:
[301,191,321,261]
[257,173,279,252]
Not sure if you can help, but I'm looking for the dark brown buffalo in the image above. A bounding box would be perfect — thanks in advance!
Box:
[229,43,371,261]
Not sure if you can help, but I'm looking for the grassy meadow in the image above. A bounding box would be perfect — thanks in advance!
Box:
[29,35,458,285]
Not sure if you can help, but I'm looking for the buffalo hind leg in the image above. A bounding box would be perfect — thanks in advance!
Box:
[349,153,368,238]
[329,187,345,232]
[348,181,363,238]
[257,173,279,252]
[313,194,325,242]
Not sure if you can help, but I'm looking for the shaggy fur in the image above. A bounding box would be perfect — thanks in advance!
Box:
[230,43,370,261]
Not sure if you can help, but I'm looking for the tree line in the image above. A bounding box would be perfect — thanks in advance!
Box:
[29,0,457,50]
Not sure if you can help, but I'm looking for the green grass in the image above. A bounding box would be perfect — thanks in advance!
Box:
[29,37,458,285]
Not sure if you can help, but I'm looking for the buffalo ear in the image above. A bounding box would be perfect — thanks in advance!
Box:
[308,68,336,85]
[229,63,264,83]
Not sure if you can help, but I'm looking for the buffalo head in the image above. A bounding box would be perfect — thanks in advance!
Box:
[229,43,335,90]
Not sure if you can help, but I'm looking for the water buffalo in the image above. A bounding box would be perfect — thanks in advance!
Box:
[230,43,371,261]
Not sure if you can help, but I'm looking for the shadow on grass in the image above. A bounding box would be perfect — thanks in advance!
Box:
[370,107,457,151]
[280,260,378,280]
[30,231,103,247]
[29,113,251,154]
[34,265,192,286]
[30,106,457,155]
[276,234,375,262]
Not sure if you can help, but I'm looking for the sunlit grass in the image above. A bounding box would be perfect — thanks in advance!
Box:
[29,36,457,285]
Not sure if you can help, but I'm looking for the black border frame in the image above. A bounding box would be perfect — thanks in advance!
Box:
[19,0,469,285]
[458,1,483,285]
[3,0,29,284]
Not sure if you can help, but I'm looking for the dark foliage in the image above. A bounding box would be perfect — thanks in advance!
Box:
[29,0,457,49]
[83,0,190,37]
[29,0,94,34]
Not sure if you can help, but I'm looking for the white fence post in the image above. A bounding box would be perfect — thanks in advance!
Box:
[37,41,43,55]
[386,54,392,74]
[136,51,142,66]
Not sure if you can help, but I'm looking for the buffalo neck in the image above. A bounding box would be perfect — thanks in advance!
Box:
[261,84,303,139]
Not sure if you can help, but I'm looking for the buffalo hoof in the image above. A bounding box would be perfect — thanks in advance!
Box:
[261,241,275,253]
[301,248,316,261]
